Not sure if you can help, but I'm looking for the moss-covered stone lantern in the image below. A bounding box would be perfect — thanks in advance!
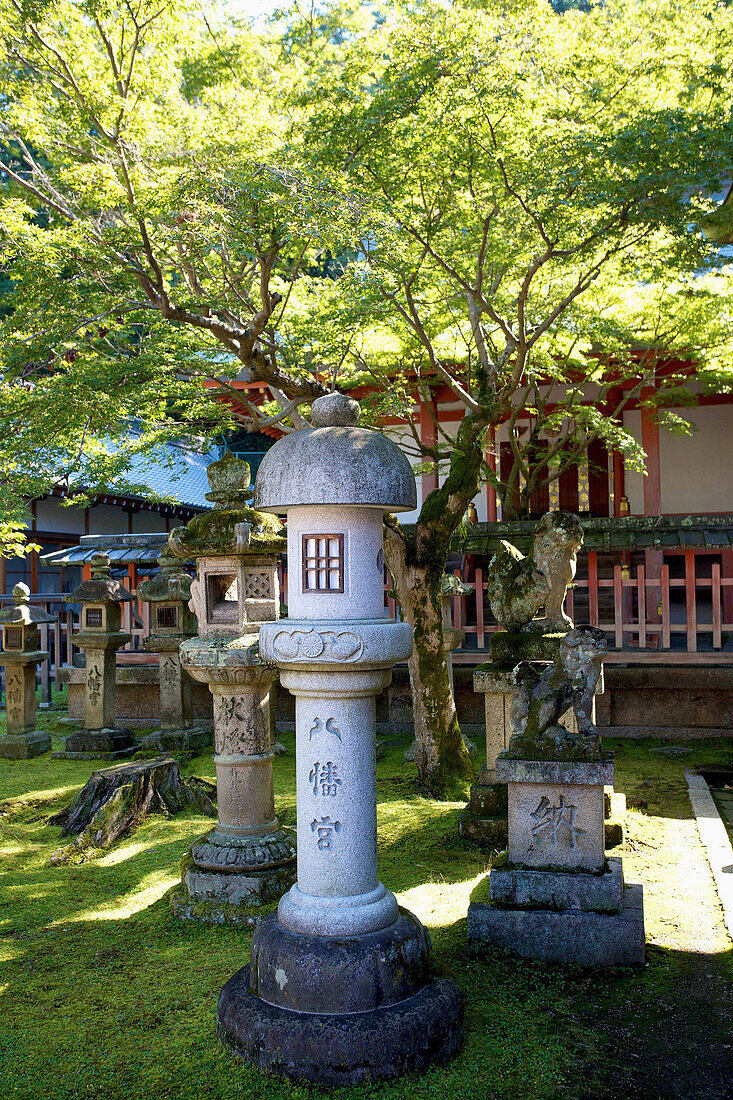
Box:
[137,548,210,753]
[167,451,296,923]
[56,551,136,759]
[0,583,55,758]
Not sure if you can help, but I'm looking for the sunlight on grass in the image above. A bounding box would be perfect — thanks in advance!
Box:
[95,841,150,867]
[395,871,485,929]
[64,870,179,922]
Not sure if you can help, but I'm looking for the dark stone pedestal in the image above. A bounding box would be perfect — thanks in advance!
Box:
[139,727,213,754]
[458,768,508,844]
[172,831,296,924]
[0,730,52,759]
[468,884,645,967]
[53,728,135,760]
[217,910,463,1085]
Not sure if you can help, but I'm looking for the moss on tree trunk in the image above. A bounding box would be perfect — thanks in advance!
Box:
[384,411,490,798]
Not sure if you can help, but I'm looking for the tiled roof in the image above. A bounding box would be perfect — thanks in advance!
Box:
[119,440,215,509]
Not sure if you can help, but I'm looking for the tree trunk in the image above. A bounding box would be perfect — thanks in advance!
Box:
[48,758,216,864]
[385,530,474,798]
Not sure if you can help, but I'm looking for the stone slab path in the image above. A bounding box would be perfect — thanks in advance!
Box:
[587,787,733,1099]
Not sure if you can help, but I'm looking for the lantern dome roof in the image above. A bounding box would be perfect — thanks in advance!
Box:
[253,394,416,513]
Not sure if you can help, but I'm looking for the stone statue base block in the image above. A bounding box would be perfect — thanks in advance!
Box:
[216,909,463,1084]
[458,770,509,843]
[497,756,614,873]
[458,813,508,845]
[0,730,51,759]
[139,727,213,753]
[490,854,624,913]
[467,883,645,967]
[53,728,135,760]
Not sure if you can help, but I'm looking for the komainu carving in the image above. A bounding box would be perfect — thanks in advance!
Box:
[486,511,584,632]
[508,625,607,760]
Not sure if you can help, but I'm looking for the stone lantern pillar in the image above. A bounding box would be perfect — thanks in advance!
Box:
[137,548,210,753]
[56,552,135,759]
[0,584,55,758]
[216,393,463,1086]
[167,452,296,922]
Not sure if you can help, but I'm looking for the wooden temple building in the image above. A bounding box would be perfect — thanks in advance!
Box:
[2,371,732,735]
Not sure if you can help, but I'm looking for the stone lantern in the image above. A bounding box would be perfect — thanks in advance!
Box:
[0,583,55,758]
[56,551,136,759]
[167,452,296,922]
[216,393,463,1085]
[137,548,210,753]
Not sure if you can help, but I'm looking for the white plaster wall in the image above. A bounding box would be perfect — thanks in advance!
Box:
[35,498,86,534]
[659,405,733,514]
[132,510,167,534]
[622,405,733,516]
[87,504,129,535]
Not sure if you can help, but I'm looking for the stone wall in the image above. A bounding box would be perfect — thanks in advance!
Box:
[57,662,733,737]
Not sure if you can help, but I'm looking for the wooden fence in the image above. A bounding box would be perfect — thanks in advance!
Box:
[3,544,732,706]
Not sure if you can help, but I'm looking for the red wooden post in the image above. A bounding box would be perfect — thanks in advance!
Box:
[685,548,697,653]
[640,393,662,517]
[485,425,498,522]
[612,449,625,516]
[475,567,485,649]
[588,550,599,626]
[419,398,439,502]
[661,564,671,649]
[613,565,623,649]
[637,563,646,649]
[722,548,733,627]
[712,562,722,650]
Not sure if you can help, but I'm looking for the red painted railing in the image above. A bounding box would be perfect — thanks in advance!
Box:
[434,549,733,661]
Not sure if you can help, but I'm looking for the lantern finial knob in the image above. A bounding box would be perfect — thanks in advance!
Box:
[311,393,360,428]
[12,582,30,604]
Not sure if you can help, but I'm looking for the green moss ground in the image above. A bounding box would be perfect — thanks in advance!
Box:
[1,711,733,1099]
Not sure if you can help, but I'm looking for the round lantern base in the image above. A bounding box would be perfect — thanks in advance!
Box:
[217,965,463,1086]
[217,910,463,1084]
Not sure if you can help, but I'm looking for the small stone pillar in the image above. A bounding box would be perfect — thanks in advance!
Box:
[467,627,644,967]
[137,549,211,753]
[56,553,135,759]
[168,452,295,922]
[216,393,463,1086]
[0,584,55,758]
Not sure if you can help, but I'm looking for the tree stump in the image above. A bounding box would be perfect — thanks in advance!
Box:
[48,758,216,864]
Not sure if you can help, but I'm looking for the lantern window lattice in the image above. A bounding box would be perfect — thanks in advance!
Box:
[4,627,23,649]
[302,534,344,593]
[85,608,103,628]
[156,605,179,630]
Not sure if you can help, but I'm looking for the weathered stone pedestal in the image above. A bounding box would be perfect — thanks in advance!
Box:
[467,754,644,966]
[137,549,211,754]
[0,584,55,758]
[216,393,463,1085]
[169,452,295,923]
[55,553,135,760]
